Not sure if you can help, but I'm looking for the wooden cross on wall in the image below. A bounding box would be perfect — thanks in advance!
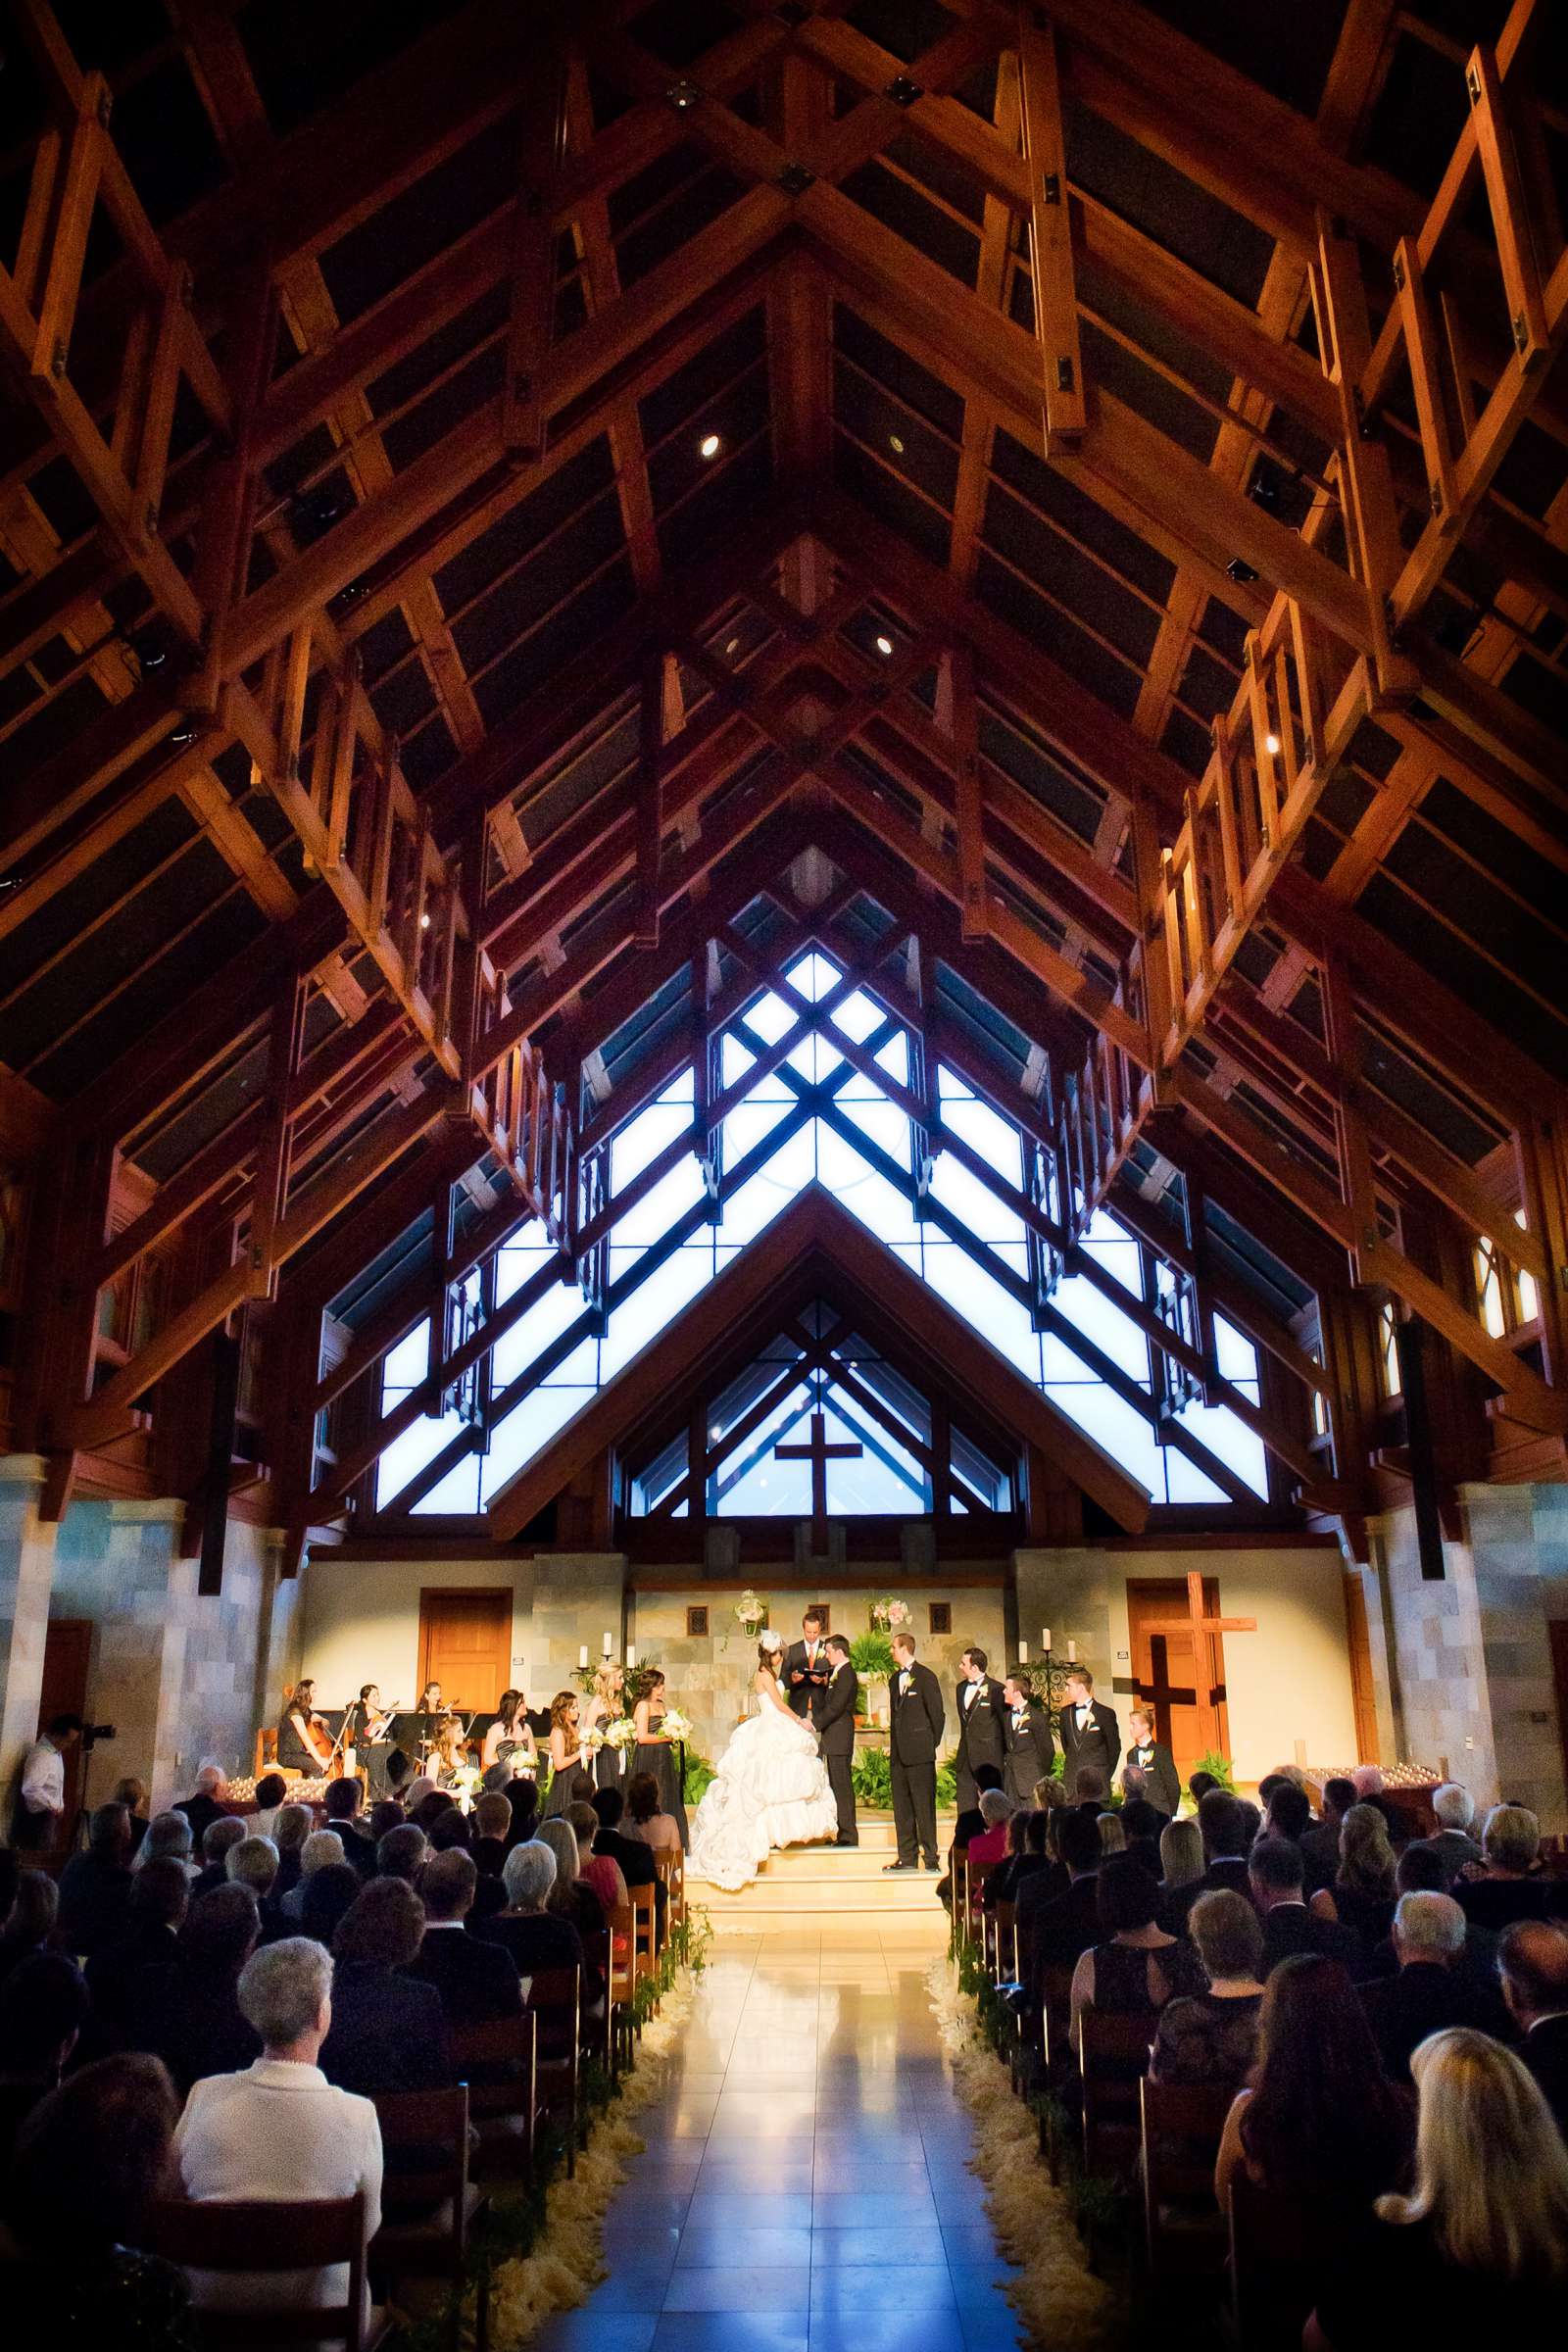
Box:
[775,1408,862,1556]
[1141,1570,1257,1756]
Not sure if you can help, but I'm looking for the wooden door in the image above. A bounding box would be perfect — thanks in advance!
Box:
[1125,1577,1229,1776]
[416,1589,513,1715]
[37,1617,93,1842]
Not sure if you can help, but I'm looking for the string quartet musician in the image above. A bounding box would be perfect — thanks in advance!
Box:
[279,1679,334,1776]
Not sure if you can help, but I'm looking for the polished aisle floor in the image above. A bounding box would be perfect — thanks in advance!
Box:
[530,1915,1027,2352]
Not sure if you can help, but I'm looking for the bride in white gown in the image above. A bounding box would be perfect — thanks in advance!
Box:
[690,1633,841,1891]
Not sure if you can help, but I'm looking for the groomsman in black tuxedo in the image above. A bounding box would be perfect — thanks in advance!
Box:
[1000,1672,1055,1804]
[1121,1706,1181,1819]
[953,1645,1007,1813]
[784,1607,831,1725]
[1056,1666,1120,1788]
[817,1637,858,1847]
[886,1632,945,1873]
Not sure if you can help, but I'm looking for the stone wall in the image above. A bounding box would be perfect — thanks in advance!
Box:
[0,1456,58,1807]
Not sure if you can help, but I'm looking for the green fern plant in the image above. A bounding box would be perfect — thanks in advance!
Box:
[849,1630,896,1681]
[1192,1746,1235,1792]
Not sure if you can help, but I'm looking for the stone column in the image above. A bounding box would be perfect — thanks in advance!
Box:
[530,1554,628,1703]
[0,1456,58,1808]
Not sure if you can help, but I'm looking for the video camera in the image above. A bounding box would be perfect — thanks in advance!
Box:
[81,1721,117,1750]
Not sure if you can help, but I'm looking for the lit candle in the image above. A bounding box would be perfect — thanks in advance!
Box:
[1067,1638,1077,1663]
[1042,1629,1052,1653]
[602,1632,612,1657]
[1018,1641,1029,1663]
[578,1644,588,1669]
[626,1644,637,1669]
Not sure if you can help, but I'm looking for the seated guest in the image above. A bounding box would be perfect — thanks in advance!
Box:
[535,1819,609,1959]
[134,1809,196,1879]
[225,1835,281,1936]
[1250,1835,1364,1976]
[1457,1805,1555,1932]
[1306,2030,1568,2345]
[322,1778,377,1878]
[1215,1955,1413,2215]
[0,1954,88,2167]
[368,1798,405,1841]
[376,1822,428,1884]
[1195,1789,1250,1895]
[406,1850,520,2026]
[412,1789,458,1837]
[1260,1778,1329,1892]
[1097,1811,1127,1858]
[502,1773,540,1848]
[951,1761,1004,1856]
[624,1770,681,1857]
[1299,1775,1356,1886]
[1186,1768,1219,1810]
[967,1788,1016,1872]
[174,1938,382,2327]
[3,2052,191,2334]
[1497,1919,1568,2136]
[428,1808,473,1854]
[1072,1766,1108,1816]
[247,1771,288,1842]
[1028,1805,1106,1986]
[1312,1802,1397,1949]
[56,1802,133,1956]
[1235,1797,1262,1853]
[271,1800,313,1897]
[1012,1809,1070,1980]
[192,1814,247,1897]
[1156,1817,1205,1931]
[173,1763,229,1843]
[1350,1762,1402,1841]
[319,1880,450,2097]
[1409,1781,1485,1886]
[1118,1798,1165,1880]
[0,1872,57,1986]
[280,1828,345,1921]
[1360,1891,1512,2081]
[472,1840,586,1985]
[1070,1854,1201,2049]
[470,1791,513,1918]
[110,1775,151,1850]
[592,1786,662,1940]
[129,1883,262,2094]
[566,1801,628,1915]
[300,1861,362,1950]
[82,1857,189,2049]
[1120,1707,1180,1820]
[1149,1889,1264,2091]
[983,1807,1036,1909]
[1375,1841,1502,1998]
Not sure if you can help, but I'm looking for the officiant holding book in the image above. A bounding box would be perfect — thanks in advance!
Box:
[784,1607,832,1726]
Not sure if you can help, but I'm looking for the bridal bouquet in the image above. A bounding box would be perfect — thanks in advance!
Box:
[445,1763,485,1808]
[869,1595,911,1634]
[660,1707,694,1741]
[603,1717,638,1752]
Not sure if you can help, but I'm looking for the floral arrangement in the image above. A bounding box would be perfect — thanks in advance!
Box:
[660,1706,694,1741]
[734,1589,768,1637]
[445,1763,485,1808]
[869,1595,911,1634]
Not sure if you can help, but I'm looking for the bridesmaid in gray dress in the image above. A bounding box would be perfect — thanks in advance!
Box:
[542,1689,594,1821]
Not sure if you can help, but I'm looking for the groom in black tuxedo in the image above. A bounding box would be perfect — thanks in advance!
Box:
[784,1607,831,1725]
[817,1637,858,1846]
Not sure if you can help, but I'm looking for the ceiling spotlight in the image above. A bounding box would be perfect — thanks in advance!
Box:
[419,910,431,930]
[1249,465,1280,514]
[888,432,906,455]
[666,79,701,113]
[129,628,168,672]
[169,724,199,746]
[874,633,894,657]
[1264,731,1281,756]
[1226,556,1258,585]
[724,635,740,657]
[699,431,722,460]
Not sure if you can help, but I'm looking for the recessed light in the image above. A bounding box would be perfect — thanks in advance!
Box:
[419,910,431,930]
[1264,732,1281,756]
[699,431,721,460]
[724,635,740,656]
[888,432,905,455]
[874,633,894,657]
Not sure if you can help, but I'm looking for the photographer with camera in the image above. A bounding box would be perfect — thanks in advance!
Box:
[11,1715,82,1852]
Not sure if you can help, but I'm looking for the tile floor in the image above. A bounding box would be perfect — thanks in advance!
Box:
[529,1914,1026,2352]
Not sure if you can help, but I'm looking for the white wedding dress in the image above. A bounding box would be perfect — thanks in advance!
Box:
[690,1672,841,1891]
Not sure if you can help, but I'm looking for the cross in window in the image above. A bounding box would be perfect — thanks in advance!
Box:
[774,1409,862,1554]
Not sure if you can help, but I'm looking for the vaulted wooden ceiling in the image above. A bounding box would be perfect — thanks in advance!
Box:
[2,0,1565,1575]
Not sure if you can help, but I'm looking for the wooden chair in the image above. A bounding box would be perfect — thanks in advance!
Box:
[370,2086,489,2352]
[607,1899,637,2073]
[1139,2076,1235,2282]
[655,1848,683,1931]
[993,1901,1018,1990]
[631,1881,658,2002]
[580,1925,613,2082]
[1078,2007,1155,2175]
[1228,2178,1337,2352]
[1033,1963,1078,2182]
[150,2192,385,2350]
[448,2008,537,2182]
[524,1964,582,2177]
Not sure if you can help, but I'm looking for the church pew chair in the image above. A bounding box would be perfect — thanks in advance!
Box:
[525,1964,582,2178]
[580,1926,614,2083]
[1079,2008,1155,2176]
[607,1901,638,2077]
[631,1882,658,2006]
[447,2009,537,2184]
[1033,1964,1079,2180]
[1227,2177,1339,2350]
[369,2085,489,2352]
[962,1857,994,1945]
[654,1849,683,1932]
[1139,2076,1234,2283]
[992,1901,1018,1991]
[150,2190,385,2349]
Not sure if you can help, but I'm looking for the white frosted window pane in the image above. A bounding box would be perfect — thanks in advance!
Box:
[942,1096,1023,1188]
[1083,1207,1133,1247]
[1041,1332,1094,1382]
[414,1454,482,1515]
[828,988,883,1044]
[742,990,794,1045]
[927,1151,1025,1246]
[612,1154,706,1246]
[611,1100,691,1192]
[383,1319,430,1389]
[540,1335,601,1386]
[722,1034,756,1087]
[722,1100,793,1162]
[714,1165,795,1246]
[1161,1448,1230,1505]
[490,1280,585,1386]
[840,1097,912,1173]
[1078,1237,1142,1293]
[827,1156,922,1249]
[1045,1385,1159,1495]
[786,1029,843,1085]
[496,1246,553,1304]
[479,1386,595,1499]
[785,950,839,1002]
[874,1031,908,1086]
[1053,1275,1152,1382]
[375,1406,470,1509]
[598,1246,712,1378]
[938,1063,975,1101]
[921,1244,1041,1381]
[1213,1313,1257,1382]
[1170,1396,1268,1497]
